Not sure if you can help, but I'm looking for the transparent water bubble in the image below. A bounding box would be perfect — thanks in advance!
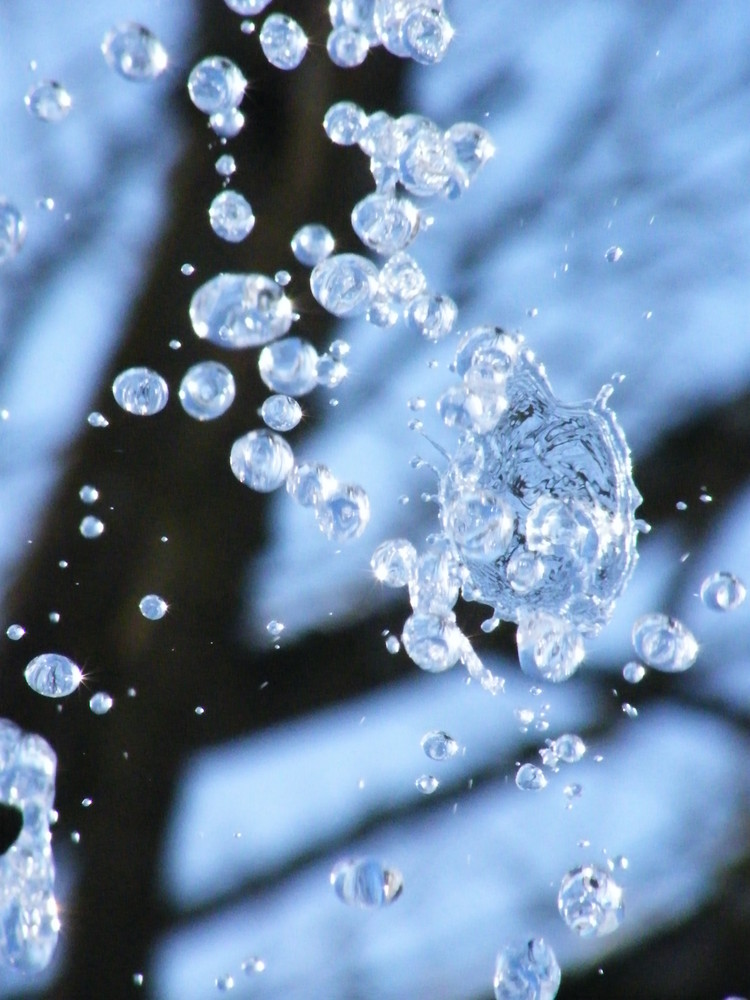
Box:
[190,273,292,349]
[258,337,319,396]
[516,612,585,684]
[371,538,417,587]
[79,485,99,504]
[6,625,25,641]
[89,692,114,715]
[208,191,255,242]
[187,57,246,115]
[515,763,547,791]
[327,27,370,67]
[401,611,463,672]
[310,254,380,316]
[87,411,109,428]
[553,733,586,763]
[24,81,72,122]
[286,462,337,507]
[351,193,421,255]
[79,516,104,539]
[700,571,746,612]
[230,430,294,492]
[224,0,273,13]
[420,729,458,761]
[323,101,368,145]
[291,223,335,267]
[441,489,514,562]
[101,23,168,81]
[406,292,457,340]
[331,858,403,908]
[25,653,82,698]
[260,394,302,431]
[0,201,26,264]
[139,595,168,621]
[209,108,245,138]
[259,14,308,70]
[112,367,168,416]
[315,483,371,540]
[179,361,236,421]
[558,864,624,937]
[493,938,561,1000]
[622,660,646,683]
[631,613,698,673]
[215,154,236,178]
[401,7,454,64]
[415,774,438,794]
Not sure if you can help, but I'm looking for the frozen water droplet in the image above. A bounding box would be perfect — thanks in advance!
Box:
[266,620,284,638]
[215,154,236,177]
[553,734,586,763]
[323,101,367,145]
[286,462,337,507]
[6,625,25,641]
[331,858,403,908]
[401,612,463,672]
[558,864,624,937]
[515,763,547,791]
[291,224,335,267]
[327,27,370,67]
[179,361,236,421]
[401,7,454,64]
[260,394,302,432]
[516,612,584,683]
[351,193,420,255]
[230,430,294,492]
[87,412,109,428]
[310,253,379,316]
[0,201,26,264]
[79,485,99,504]
[316,483,371,540]
[385,634,400,654]
[89,692,113,715]
[79,516,104,539]
[371,538,417,587]
[188,57,246,115]
[24,81,72,122]
[209,191,255,242]
[259,14,308,70]
[190,273,293,350]
[420,730,458,760]
[605,246,623,263]
[415,774,439,794]
[493,938,561,1000]
[101,23,168,81]
[406,292,457,341]
[25,653,82,698]
[112,367,168,416]
[258,337,319,396]
[139,595,168,621]
[700,571,746,612]
[631,613,698,672]
[622,660,646,683]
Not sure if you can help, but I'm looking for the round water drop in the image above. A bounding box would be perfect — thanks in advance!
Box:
[401,612,463,672]
[274,270,292,287]
[316,483,370,541]
[515,763,547,791]
[87,411,109,428]
[49,611,60,624]
[79,485,99,504]
[241,956,266,974]
[700,571,746,612]
[415,774,438,794]
[421,730,458,761]
[112,367,168,416]
[622,660,646,683]
[24,80,72,122]
[0,201,26,264]
[316,353,348,388]
[179,361,235,421]
[230,429,294,492]
[371,538,417,587]
[215,154,236,178]
[190,273,292,349]
[259,14,308,70]
[209,191,255,242]
[310,253,379,316]
[516,612,585,683]
[401,7,454,64]
[323,101,367,145]
[89,692,113,715]
[258,337,319,396]
[210,108,245,138]
[260,394,302,432]
[493,938,561,1000]
[139,594,167,620]
[331,858,403,908]
[80,515,104,539]
[286,462,337,507]
[406,292,457,341]
[187,57,246,115]
[215,975,234,991]
[101,23,168,81]
[327,27,370,67]
[291,223,334,267]
[553,733,586,763]
[631,613,698,673]
[6,624,25,641]
[605,245,623,263]
[351,193,420,256]
[266,620,284,638]
[25,653,82,698]
[558,863,624,937]
[385,634,400,654]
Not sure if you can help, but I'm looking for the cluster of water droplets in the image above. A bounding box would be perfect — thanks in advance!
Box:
[326,0,455,69]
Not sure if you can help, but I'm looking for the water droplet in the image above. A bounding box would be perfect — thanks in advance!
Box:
[215,154,236,177]
[259,13,308,70]
[139,595,168,621]
[621,702,638,719]
[401,612,463,672]
[101,23,168,81]
[323,101,368,145]
[195,706,205,716]
[260,394,302,432]
[25,653,82,698]
[385,634,400,654]
[516,612,585,683]
[700,571,746,612]
[89,692,113,715]
[112,367,168,416]
[291,223,335,267]
[258,337,319,396]
[48,612,60,624]
[415,774,439,794]
[6,624,25,641]
[493,938,561,1000]
[286,462,337,507]
[441,489,514,562]
[24,80,72,122]
[230,429,294,492]
[79,515,104,539]
[71,831,81,844]
[327,27,370,67]
[351,193,421,255]
[208,191,255,242]
[179,361,236,421]
[409,539,462,615]
[631,613,698,673]
[445,122,495,194]
[420,730,458,761]
[371,538,417,587]
[187,57,246,115]
[79,485,99,504]
[331,858,403,908]
[190,273,293,349]
[400,7,454,64]
[266,620,284,638]
[0,200,26,264]
[622,660,646,683]
[215,975,234,991]
[241,956,266,974]
[209,108,245,138]
[553,734,586,763]
[605,245,623,263]
[563,782,583,800]
[315,483,371,540]
[515,763,547,791]
[406,292,458,341]
[224,0,272,12]
[558,864,624,937]
[310,253,379,316]
[274,269,292,287]
[316,353,348,388]
[133,973,144,986]
[675,500,687,511]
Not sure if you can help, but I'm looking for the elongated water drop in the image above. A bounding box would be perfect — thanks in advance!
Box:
[190,274,292,349]
[0,201,26,264]
[25,654,82,698]
[331,858,403,908]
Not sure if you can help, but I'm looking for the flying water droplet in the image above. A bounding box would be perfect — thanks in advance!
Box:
[315,483,371,540]
[700,571,746,612]
[286,462,337,507]
[310,253,380,316]
[291,224,335,267]
[215,974,234,991]
[331,858,403,908]
[230,430,294,492]
[79,485,99,504]
[179,361,236,421]
[401,612,463,672]
[415,774,439,794]
[89,692,114,715]
[190,273,293,349]
[139,595,168,621]
[621,703,638,719]
[327,27,370,67]
[274,270,291,287]
[208,191,255,243]
[24,81,72,122]
[406,292,457,340]
[370,538,417,587]
[385,634,400,653]
[552,734,586,763]
[187,57,246,115]
[493,938,561,1000]
[79,516,104,539]
[215,154,236,177]
[622,660,646,683]
[101,23,168,81]
[224,0,272,12]
[260,394,302,431]
[25,653,82,698]
[87,411,109,428]
[605,245,623,263]
[323,101,368,145]
[557,864,624,937]
[241,956,266,974]
[259,14,308,70]
[258,338,319,396]
[515,763,547,791]
[6,625,25,641]
[209,108,245,138]
[400,6,454,64]
[351,192,421,255]
[631,613,698,672]
[266,620,284,638]
[420,730,458,760]
[0,201,26,264]
[112,367,168,416]
[516,612,585,684]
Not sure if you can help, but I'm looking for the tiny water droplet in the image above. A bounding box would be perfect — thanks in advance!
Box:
[260,394,302,432]
[87,411,109,428]
[79,485,99,504]
[209,191,255,242]
[266,620,284,638]
[6,624,25,640]
[187,57,246,115]
[89,692,114,715]
[622,660,646,683]
[291,223,335,267]
[139,594,167,621]
[79,516,104,539]
[515,763,547,791]
[0,201,26,263]
[48,612,60,624]
[385,634,400,654]
[331,858,403,908]
[179,361,235,421]
[215,154,236,177]
[415,774,439,794]
[605,245,623,262]
[215,975,234,991]
[558,864,624,936]
[493,939,560,1000]
[420,730,458,761]
[241,956,265,974]
[700,571,746,612]
[24,80,72,122]
[631,613,698,672]
[621,703,638,719]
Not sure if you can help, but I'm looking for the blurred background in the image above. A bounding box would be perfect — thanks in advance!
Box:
[1,1,750,997]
